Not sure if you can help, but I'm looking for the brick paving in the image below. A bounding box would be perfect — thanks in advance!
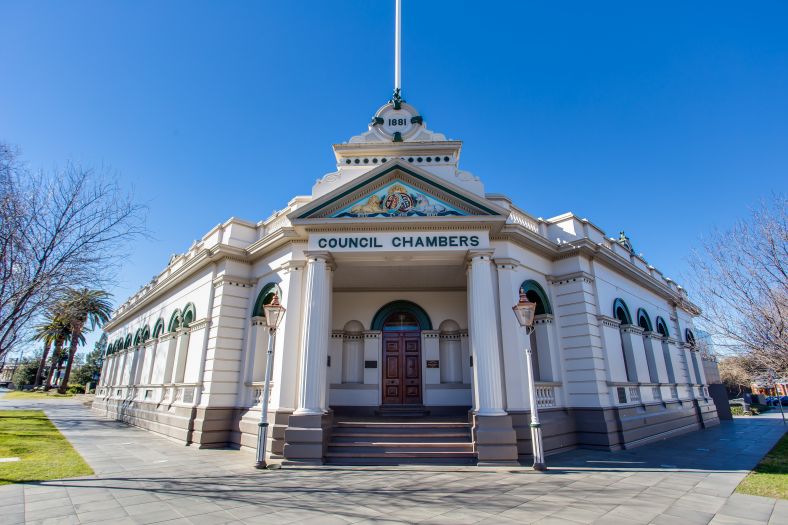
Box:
[1,394,785,524]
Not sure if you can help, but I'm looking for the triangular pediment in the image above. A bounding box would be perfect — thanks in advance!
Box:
[291,161,506,221]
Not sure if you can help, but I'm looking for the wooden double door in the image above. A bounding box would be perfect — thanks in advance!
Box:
[382,331,422,405]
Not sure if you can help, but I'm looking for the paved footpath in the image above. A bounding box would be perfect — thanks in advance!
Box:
[1,396,785,525]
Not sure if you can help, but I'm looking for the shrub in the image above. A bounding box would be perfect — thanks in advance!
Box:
[731,405,745,416]
[66,384,85,395]
[11,359,39,389]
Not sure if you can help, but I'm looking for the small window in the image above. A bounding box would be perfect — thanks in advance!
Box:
[617,387,627,404]
[382,311,420,331]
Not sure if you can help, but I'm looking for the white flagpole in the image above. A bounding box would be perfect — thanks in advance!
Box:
[394,0,401,94]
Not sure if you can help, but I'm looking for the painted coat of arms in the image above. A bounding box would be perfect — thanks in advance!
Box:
[334,181,464,218]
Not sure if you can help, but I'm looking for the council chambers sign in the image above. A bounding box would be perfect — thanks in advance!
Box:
[308,230,490,252]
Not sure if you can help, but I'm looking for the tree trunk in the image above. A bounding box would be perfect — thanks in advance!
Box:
[58,327,82,394]
[33,341,52,388]
[44,342,62,391]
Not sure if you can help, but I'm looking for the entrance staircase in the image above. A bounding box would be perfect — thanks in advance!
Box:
[325,416,476,465]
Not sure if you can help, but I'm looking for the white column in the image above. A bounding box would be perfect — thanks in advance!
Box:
[467,250,507,416]
[271,261,305,411]
[171,330,191,384]
[251,319,269,383]
[145,340,158,385]
[99,359,109,386]
[294,252,332,415]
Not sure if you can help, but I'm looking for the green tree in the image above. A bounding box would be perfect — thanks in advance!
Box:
[11,358,39,389]
[72,333,107,390]
[58,288,112,394]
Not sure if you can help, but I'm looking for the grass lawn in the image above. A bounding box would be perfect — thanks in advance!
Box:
[737,433,788,500]
[1,390,74,399]
[0,410,93,485]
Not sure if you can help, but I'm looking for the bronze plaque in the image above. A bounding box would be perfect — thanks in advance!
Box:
[426,360,439,369]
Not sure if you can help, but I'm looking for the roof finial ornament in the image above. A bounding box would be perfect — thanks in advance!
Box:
[392,0,403,108]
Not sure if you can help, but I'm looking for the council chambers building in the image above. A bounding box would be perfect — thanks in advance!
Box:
[94,89,719,465]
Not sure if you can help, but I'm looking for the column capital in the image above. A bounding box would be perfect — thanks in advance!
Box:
[251,316,267,326]
[303,251,335,270]
[467,249,496,262]
[303,250,333,262]
[493,257,520,269]
[279,259,306,273]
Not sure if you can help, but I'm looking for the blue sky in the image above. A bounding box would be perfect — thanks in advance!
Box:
[2,1,787,355]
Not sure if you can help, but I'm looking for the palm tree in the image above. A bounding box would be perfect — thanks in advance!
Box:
[43,317,75,391]
[58,288,112,394]
[31,313,70,388]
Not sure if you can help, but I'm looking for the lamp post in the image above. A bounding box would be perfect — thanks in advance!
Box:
[512,288,546,471]
[255,292,286,469]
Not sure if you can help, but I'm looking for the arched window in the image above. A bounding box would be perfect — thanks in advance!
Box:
[655,317,669,337]
[685,329,696,348]
[168,309,182,332]
[439,319,463,383]
[519,281,554,382]
[636,309,658,382]
[371,300,432,331]
[613,298,634,381]
[140,325,150,342]
[519,280,553,315]
[252,283,282,318]
[341,320,364,384]
[636,308,653,332]
[133,329,143,346]
[613,298,632,325]
[655,316,675,383]
[181,303,196,328]
[382,311,420,331]
[123,334,132,349]
[685,329,701,384]
[152,318,165,338]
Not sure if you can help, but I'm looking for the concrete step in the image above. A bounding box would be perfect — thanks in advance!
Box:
[333,421,469,429]
[326,450,476,459]
[324,455,477,466]
[331,431,471,443]
[328,442,474,451]
[326,416,476,466]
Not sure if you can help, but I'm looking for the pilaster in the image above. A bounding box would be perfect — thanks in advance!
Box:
[284,252,333,464]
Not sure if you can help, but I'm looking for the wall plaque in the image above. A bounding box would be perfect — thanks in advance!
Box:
[364,360,378,369]
[426,360,439,369]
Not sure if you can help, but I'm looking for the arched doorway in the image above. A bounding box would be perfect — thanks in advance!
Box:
[373,301,431,406]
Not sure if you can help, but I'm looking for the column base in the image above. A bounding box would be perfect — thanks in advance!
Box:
[473,414,518,465]
[282,413,332,464]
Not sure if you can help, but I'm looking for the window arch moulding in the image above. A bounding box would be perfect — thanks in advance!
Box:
[655,316,669,337]
[371,300,433,331]
[613,298,633,325]
[181,302,196,327]
[168,309,182,332]
[636,308,653,332]
[519,280,553,315]
[152,318,165,338]
[252,282,283,318]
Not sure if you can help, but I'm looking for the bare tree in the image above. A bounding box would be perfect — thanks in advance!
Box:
[718,355,758,397]
[687,195,788,377]
[0,143,145,360]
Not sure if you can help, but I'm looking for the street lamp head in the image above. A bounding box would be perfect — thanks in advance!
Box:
[512,287,537,328]
[263,292,286,330]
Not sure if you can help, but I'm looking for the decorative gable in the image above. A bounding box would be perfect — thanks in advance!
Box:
[333,180,465,218]
[293,162,505,221]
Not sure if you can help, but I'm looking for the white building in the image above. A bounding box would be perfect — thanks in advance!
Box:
[93,91,718,465]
